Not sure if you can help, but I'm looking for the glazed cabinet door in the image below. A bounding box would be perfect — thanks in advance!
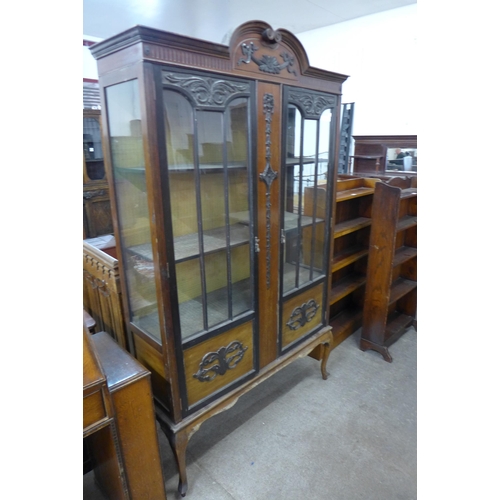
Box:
[158,68,258,415]
[279,87,337,351]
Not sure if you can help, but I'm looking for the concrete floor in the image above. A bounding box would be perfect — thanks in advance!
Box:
[83,326,417,500]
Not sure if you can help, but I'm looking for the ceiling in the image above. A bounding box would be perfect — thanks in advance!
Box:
[83,0,416,43]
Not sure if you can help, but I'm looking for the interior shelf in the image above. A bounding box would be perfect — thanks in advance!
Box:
[388,278,417,305]
[396,215,417,232]
[128,223,251,263]
[285,157,326,166]
[385,311,415,341]
[231,210,322,231]
[178,278,253,340]
[393,246,417,268]
[333,217,371,238]
[330,273,366,305]
[400,188,417,199]
[331,245,369,273]
[336,186,375,202]
[282,263,323,291]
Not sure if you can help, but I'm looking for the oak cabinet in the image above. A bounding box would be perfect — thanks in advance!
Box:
[91,21,347,495]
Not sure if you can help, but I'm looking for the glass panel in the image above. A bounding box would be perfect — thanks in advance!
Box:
[83,117,105,180]
[106,80,161,343]
[198,110,229,327]
[163,89,253,341]
[283,105,301,293]
[163,89,201,337]
[298,118,319,287]
[283,104,332,294]
[305,108,332,277]
[228,98,251,317]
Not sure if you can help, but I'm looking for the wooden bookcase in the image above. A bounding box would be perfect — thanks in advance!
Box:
[90,21,348,495]
[305,176,379,348]
[360,181,417,362]
[329,177,379,347]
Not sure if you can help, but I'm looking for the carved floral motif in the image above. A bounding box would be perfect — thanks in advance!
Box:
[286,299,319,331]
[289,91,337,119]
[162,72,249,108]
[237,42,297,76]
[193,340,248,382]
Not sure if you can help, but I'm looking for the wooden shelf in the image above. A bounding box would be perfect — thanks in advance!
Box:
[178,278,253,340]
[385,311,415,342]
[401,188,417,199]
[232,210,321,231]
[389,278,417,305]
[327,176,377,350]
[336,186,374,202]
[333,217,371,238]
[331,245,369,273]
[174,225,250,262]
[129,209,325,264]
[285,157,325,166]
[393,246,417,267]
[128,223,251,263]
[396,215,417,232]
[330,273,366,305]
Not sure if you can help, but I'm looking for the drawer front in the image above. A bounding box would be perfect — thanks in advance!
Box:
[83,389,107,431]
[281,283,324,348]
[184,320,254,408]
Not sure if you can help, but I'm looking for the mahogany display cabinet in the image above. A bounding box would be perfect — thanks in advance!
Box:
[90,21,348,495]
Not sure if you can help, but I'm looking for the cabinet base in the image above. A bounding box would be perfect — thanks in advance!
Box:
[359,338,393,362]
[360,315,415,362]
[156,326,333,496]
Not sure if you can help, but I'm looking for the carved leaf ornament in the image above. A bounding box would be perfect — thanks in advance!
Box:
[237,41,297,76]
[193,340,248,382]
[286,299,319,331]
[163,72,249,108]
[289,92,337,119]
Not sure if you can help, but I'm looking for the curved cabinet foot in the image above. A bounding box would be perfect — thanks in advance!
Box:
[320,337,332,380]
[360,338,393,363]
[159,422,190,496]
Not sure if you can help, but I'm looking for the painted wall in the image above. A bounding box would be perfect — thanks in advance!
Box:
[297,4,417,136]
[84,4,417,135]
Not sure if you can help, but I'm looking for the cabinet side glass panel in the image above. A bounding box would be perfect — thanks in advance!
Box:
[163,90,253,340]
[283,105,331,294]
[105,80,161,343]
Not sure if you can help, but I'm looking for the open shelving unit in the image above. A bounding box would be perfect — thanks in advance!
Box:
[360,181,417,362]
[327,177,380,349]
